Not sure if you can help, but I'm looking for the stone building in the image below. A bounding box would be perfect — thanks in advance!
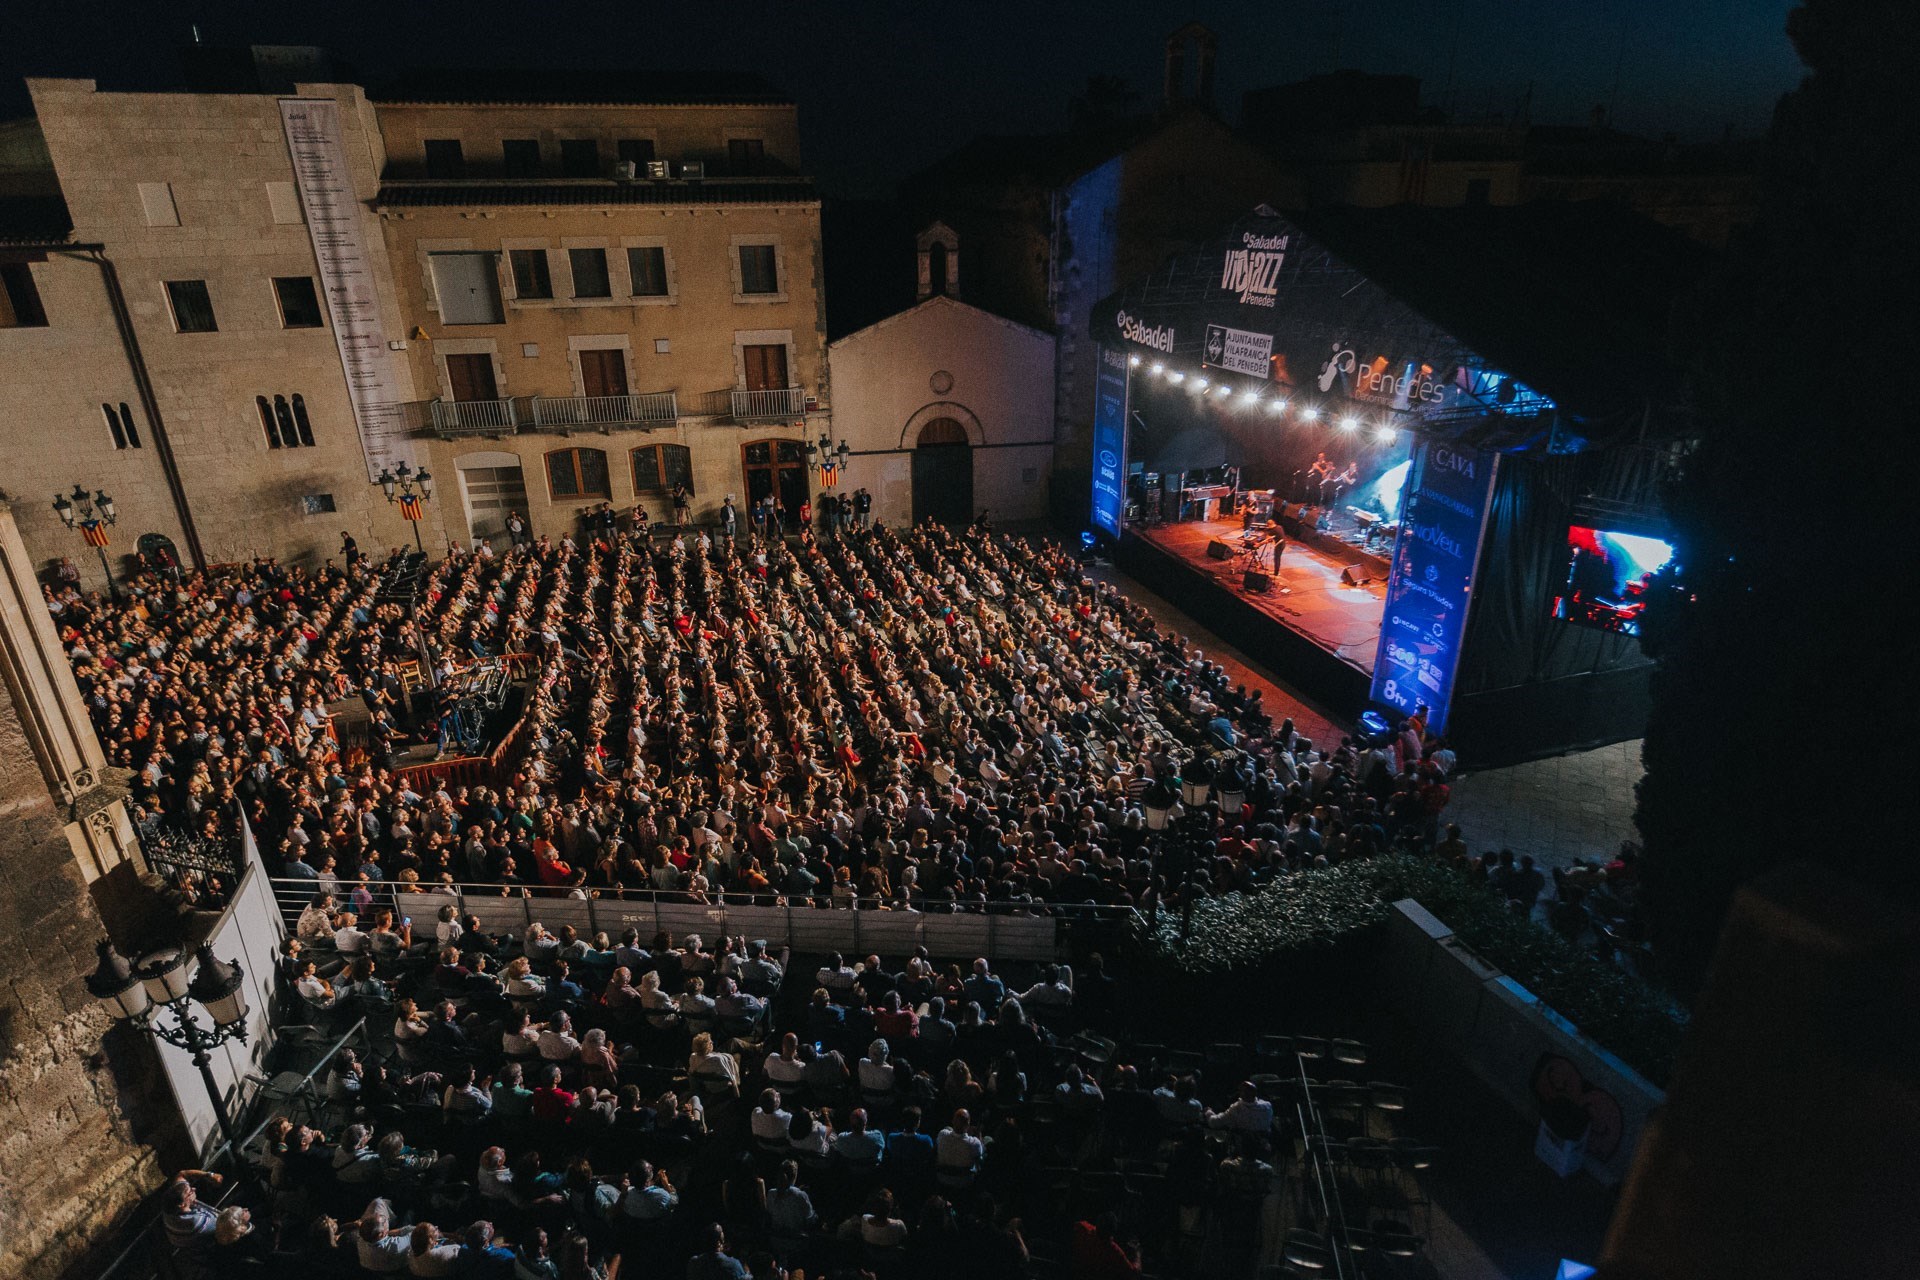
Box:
[371,71,830,542]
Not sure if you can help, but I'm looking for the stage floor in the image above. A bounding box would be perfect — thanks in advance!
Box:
[1133,518,1385,675]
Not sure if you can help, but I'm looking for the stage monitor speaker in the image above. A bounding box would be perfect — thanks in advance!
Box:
[1340,566,1365,586]
[1206,539,1234,560]
[1243,570,1271,593]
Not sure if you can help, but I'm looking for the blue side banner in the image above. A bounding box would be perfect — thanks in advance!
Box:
[1090,345,1128,538]
[1370,441,1500,736]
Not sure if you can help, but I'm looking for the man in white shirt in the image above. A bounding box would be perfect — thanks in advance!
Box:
[935,1109,985,1184]
[538,1011,581,1061]
[1207,1081,1275,1134]
[332,913,367,956]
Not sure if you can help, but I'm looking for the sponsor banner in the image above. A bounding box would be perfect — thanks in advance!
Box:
[1317,343,1454,409]
[1370,441,1500,736]
[1115,308,1175,353]
[1218,231,1289,308]
[1205,324,1274,379]
[279,98,412,482]
[1090,345,1129,538]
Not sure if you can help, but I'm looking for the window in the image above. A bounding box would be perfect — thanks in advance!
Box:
[502,139,540,177]
[568,248,612,299]
[618,138,656,167]
[509,249,553,300]
[273,276,324,328]
[738,244,779,295]
[546,447,609,499]
[428,252,504,324]
[1465,177,1492,206]
[560,139,600,177]
[302,493,337,515]
[627,245,669,297]
[1,262,48,327]
[727,138,765,175]
[424,139,465,178]
[633,443,693,495]
[165,279,217,333]
[256,393,314,448]
[102,402,142,449]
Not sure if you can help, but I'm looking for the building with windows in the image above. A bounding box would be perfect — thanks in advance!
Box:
[0,56,831,587]
[369,71,829,541]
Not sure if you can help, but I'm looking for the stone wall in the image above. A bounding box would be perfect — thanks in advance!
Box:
[0,671,165,1280]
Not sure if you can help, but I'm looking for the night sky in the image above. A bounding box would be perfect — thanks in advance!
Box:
[2,0,1806,195]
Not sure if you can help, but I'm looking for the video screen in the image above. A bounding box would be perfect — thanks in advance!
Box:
[1551,525,1674,637]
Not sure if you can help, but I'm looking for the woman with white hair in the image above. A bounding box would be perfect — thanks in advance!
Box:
[579,1026,621,1090]
[638,969,680,1030]
[858,1038,896,1108]
[355,1198,411,1271]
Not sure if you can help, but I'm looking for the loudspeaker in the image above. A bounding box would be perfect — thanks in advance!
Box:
[1243,570,1271,592]
[1206,539,1234,560]
[1340,566,1365,586]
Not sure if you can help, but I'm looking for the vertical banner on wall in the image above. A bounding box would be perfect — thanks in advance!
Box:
[280,98,412,481]
[1370,440,1501,736]
[1091,344,1129,538]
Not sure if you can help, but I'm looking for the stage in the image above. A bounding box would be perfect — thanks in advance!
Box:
[1120,514,1388,713]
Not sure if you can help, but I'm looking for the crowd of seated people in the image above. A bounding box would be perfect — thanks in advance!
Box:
[163,922,1297,1279]
[53,518,1473,930]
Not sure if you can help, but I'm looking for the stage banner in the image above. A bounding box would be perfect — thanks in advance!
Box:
[1370,440,1500,736]
[279,98,412,481]
[1091,344,1129,538]
[1204,323,1273,379]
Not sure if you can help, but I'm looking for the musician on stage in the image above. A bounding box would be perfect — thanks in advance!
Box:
[1331,461,1359,506]
[1308,452,1334,503]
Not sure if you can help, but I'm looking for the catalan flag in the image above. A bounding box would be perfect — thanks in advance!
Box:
[818,460,841,488]
[80,520,111,548]
[398,494,425,522]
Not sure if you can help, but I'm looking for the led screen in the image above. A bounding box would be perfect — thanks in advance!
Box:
[1551,525,1674,637]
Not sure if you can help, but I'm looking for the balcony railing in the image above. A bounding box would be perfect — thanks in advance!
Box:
[530,392,678,432]
[429,397,519,436]
[730,387,808,421]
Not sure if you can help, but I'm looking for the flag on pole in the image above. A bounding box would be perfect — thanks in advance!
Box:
[818,460,840,488]
[398,494,425,521]
[81,520,111,548]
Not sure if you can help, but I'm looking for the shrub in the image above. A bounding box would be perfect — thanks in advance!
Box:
[1150,855,1683,1084]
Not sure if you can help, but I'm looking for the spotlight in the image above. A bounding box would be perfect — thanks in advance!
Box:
[1192,377,1208,390]
[1241,390,1260,402]
[1339,417,1358,431]
[1300,408,1320,422]
[1167,371,1184,383]
[1267,399,1287,413]
[1128,354,1141,367]
[1215,385,1232,396]
[1375,425,1396,443]
[1150,363,1164,375]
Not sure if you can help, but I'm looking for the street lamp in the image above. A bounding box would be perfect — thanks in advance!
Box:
[1176,753,1218,940]
[87,940,252,1166]
[1141,778,1177,926]
[374,460,434,554]
[52,483,121,602]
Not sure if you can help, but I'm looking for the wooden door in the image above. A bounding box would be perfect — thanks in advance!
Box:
[913,445,974,526]
[579,348,628,398]
[743,343,789,392]
[445,353,498,401]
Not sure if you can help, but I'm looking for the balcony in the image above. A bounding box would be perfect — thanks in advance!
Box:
[530,392,679,432]
[730,387,809,422]
[429,398,518,437]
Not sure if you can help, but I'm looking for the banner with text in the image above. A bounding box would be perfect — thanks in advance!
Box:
[1204,324,1274,379]
[1091,345,1129,538]
[280,98,412,481]
[1370,440,1500,735]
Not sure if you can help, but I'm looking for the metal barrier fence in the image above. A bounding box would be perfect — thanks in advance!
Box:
[275,878,1142,963]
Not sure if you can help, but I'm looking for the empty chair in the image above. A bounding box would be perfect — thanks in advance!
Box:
[1282,1229,1334,1271]
[1331,1037,1369,1067]
[1293,1035,1328,1063]
[1389,1139,1439,1171]
[1128,1042,1169,1074]
[1369,1081,1409,1113]
[1205,1042,1253,1077]
[1167,1048,1204,1075]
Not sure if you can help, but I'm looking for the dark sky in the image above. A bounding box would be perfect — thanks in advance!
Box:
[3,0,1805,195]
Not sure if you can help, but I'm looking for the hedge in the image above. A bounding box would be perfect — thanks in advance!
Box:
[1149,855,1684,1085]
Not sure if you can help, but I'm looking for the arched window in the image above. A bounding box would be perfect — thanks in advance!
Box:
[546,446,610,499]
[257,395,280,448]
[291,393,315,446]
[632,443,693,495]
[272,395,299,448]
[119,403,141,448]
[102,403,126,449]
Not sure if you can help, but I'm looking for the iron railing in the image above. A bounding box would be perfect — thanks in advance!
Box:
[429,397,519,436]
[138,819,246,909]
[530,391,678,431]
[730,387,808,421]
[274,877,1142,963]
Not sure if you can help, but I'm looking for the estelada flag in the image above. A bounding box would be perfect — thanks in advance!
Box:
[398,494,425,522]
[818,460,840,488]
[81,520,111,547]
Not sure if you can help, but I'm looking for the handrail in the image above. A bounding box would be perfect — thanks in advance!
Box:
[530,391,678,430]
[730,387,807,420]
[429,397,518,436]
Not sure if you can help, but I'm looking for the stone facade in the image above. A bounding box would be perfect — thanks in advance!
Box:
[826,296,1055,527]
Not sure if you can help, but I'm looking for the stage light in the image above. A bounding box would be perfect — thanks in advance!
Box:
[1241,389,1260,403]
[1267,398,1287,413]
[1192,377,1208,390]
[1339,417,1358,431]
[1150,363,1164,375]
[1300,408,1320,422]
[1215,385,1233,397]
[1128,354,1141,367]
[1166,371,1184,383]
[1375,425,1396,443]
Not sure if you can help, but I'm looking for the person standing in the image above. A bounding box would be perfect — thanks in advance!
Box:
[721,497,738,542]
[673,482,693,527]
[504,510,528,548]
[340,532,360,571]
[855,487,872,529]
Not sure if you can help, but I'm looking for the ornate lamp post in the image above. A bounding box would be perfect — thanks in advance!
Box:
[1142,777,1177,928]
[803,432,851,488]
[86,940,252,1164]
[51,483,120,601]
[375,460,434,554]
[1177,753,1217,941]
